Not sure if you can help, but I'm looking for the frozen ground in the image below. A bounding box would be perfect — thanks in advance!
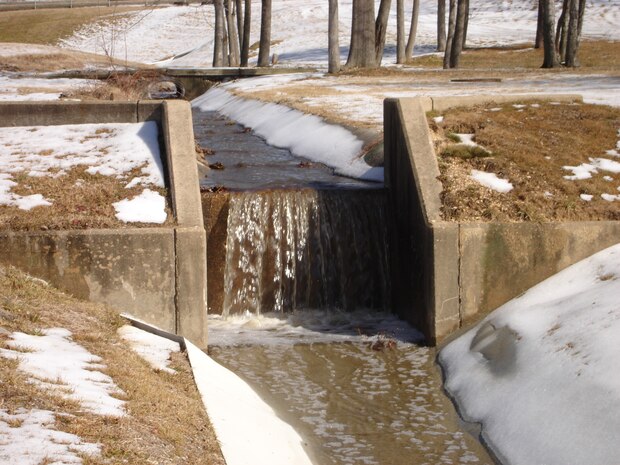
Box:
[59,0,620,68]
[117,324,180,374]
[0,122,167,222]
[439,244,620,465]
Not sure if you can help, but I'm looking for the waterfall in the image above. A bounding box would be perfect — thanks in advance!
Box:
[221,189,390,316]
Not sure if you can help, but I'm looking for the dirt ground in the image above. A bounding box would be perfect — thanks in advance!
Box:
[0,265,225,465]
[429,101,620,222]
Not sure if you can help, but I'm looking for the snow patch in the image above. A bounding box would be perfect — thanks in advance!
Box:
[118,325,180,374]
[113,189,167,224]
[580,193,593,201]
[563,157,620,180]
[439,244,620,465]
[601,193,620,201]
[456,133,478,146]
[0,408,100,465]
[0,328,126,417]
[470,169,514,193]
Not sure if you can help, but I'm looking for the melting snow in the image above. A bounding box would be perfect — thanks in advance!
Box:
[563,158,620,180]
[439,244,620,465]
[118,325,180,374]
[193,87,382,182]
[0,409,100,465]
[112,188,167,224]
[580,193,593,201]
[0,328,126,417]
[470,169,513,193]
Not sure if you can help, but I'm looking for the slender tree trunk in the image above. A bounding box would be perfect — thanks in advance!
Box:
[462,0,469,48]
[240,0,251,66]
[449,0,468,68]
[396,0,406,63]
[346,0,377,68]
[258,0,272,67]
[535,0,544,48]
[213,0,226,67]
[556,0,569,62]
[405,0,420,60]
[443,0,457,68]
[225,0,240,66]
[577,0,586,36]
[375,0,392,65]
[565,0,583,67]
[328,0,341,73]
[235,0,243,51]
[437,0,446,52]
[541,0,559,68]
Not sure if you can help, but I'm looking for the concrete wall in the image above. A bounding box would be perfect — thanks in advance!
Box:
[385,95,620,345]
[0,101,208,347]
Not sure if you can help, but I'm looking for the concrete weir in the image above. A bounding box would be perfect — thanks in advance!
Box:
[384,95,620,345]
[0,101,208,347]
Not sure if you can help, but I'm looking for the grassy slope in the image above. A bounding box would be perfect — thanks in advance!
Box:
[0,265,225,465]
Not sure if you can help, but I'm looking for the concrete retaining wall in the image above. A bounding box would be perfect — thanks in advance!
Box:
[385,95,620,345]
[0,101,208,347]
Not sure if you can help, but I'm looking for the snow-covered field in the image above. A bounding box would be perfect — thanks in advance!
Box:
[0,122,167,223]
[439,244,620,465]
[59,0,620,68]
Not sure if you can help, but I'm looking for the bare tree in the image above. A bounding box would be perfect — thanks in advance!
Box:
[535,0,544,48]
[443,0,457,68]
[541,0,559,68]
[258,0,272,67]
[437,0,446,52]
[240,0,251,66]
[225,0,240,66]
[213,0,226,67]
[405,0,420,60]
[375,0,392,65]
[565,0,586,67]
[396,0,405,63]
[445,0,467,68]
[556,0,570,62]
[235,0,244,51]
[346,0,377,68]
[328,0,341,73]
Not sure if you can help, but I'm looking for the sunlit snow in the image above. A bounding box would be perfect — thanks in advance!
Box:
[118,325,180,373]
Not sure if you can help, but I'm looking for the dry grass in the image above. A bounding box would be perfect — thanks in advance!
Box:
[0,265,225,465]
[407,40,620,71]
[0,165,173,231]
[68,70,167,101]
[429,101,620,222]
[0,6,142,45]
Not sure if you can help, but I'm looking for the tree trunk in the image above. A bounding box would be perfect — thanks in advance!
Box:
[213,0,226,67]
[346,0,377,68]
[375,0,392,65]
[257,0,272,67]
[556,0,569,62]
[396,0,406,63]
[404,0,420,60]
[462,0,469,48]
[328,0,341,73]
[565,0,582,67]
[541,0,559,68]
[225,0,240,66]
[235,0,243,52]
[449,0,468,68]
[443,0,457,68]
[437,0,446,52]
[535,0,544,49]
[240,0,251,66]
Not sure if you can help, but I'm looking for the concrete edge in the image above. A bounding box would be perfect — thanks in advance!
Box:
[122,313,187,351]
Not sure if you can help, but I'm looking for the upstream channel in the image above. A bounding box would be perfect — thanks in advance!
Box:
[194,106,493,465]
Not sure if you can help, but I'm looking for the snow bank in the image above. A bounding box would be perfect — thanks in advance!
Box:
[470,169,514,193]
[193,87,382,182]
[118,325,180,374]
[185,339,314,465]
[439,243,620,465]
[0,409,100,465]
[113,189,167,224]
[0,328,126,417]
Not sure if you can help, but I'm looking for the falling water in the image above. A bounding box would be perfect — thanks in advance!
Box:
[221,189,390,317]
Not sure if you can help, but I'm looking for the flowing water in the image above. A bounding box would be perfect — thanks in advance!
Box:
[195,107,492,464]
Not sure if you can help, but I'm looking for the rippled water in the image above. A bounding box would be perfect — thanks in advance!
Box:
[208,313,493,465]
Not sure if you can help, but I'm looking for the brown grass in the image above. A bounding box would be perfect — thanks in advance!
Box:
[0,265,225,465]
[430,101,620,222]
[0,6,143,45]
[0,165,173,231]
[67,70,167,101]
